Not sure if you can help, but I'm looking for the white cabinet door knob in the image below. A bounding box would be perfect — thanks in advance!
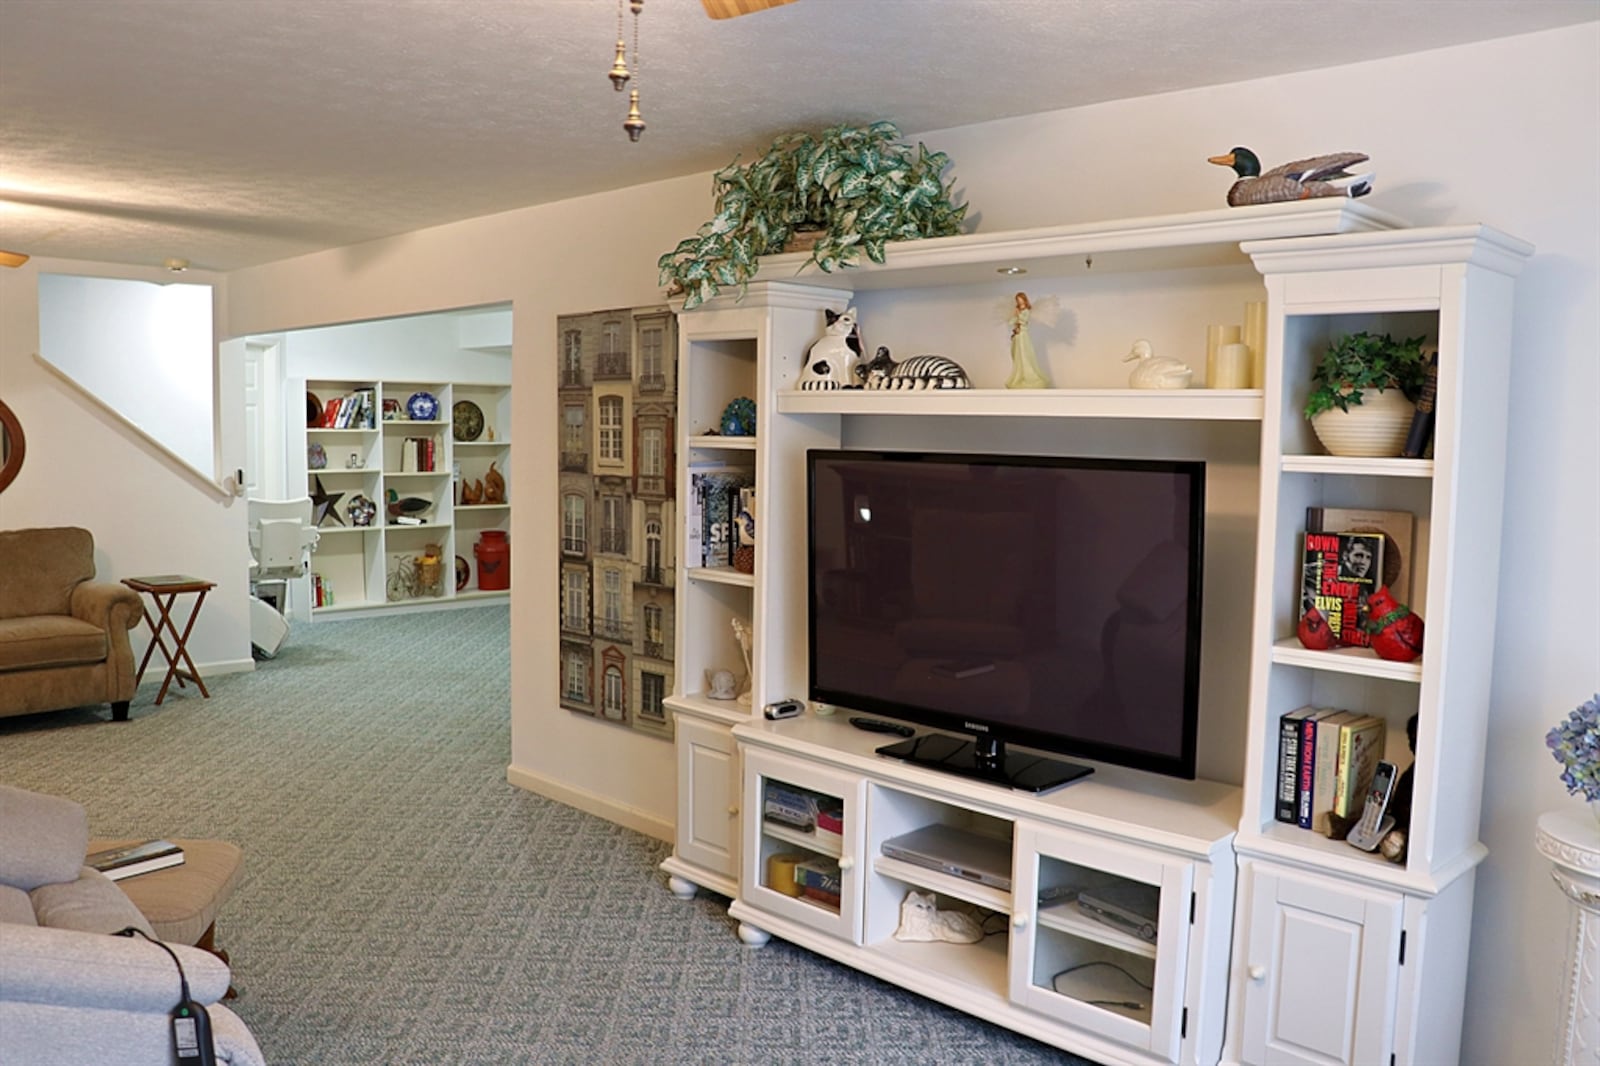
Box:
[1249,965,1267,981]
[1012,913,1029,930]
[838,856,855,871]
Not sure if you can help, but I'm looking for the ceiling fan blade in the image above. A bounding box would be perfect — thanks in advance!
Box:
[701,0,796,19]
[0,250,29,268]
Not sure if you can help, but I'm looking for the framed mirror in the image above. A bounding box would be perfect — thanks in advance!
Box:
[0,399,23,493]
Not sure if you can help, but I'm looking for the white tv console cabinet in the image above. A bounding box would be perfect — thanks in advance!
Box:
[658,202,1530,1065]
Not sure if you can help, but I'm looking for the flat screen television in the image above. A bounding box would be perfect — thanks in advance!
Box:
[807,449,1204,792]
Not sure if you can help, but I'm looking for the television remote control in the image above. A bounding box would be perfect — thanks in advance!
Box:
[849,716,914,737]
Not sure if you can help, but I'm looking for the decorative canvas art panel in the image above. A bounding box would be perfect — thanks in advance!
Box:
[555,305,678,739]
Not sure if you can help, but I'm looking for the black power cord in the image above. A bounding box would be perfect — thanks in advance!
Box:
[116,927,217,1065]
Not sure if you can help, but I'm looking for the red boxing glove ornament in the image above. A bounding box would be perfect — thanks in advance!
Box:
[1297,605,1337,651]
[1365,585,1424,662]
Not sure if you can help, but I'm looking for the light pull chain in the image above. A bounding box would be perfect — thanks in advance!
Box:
[608,0,630,90]
[623,0,645,141]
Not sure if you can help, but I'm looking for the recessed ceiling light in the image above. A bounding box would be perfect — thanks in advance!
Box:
[997,266,1026,276]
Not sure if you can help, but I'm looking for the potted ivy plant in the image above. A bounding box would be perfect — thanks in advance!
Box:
[1303,331,1429,457]
[658,121,967,310]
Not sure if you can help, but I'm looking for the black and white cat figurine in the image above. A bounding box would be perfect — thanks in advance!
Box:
[859,346,971,390]
[797,307,863,391]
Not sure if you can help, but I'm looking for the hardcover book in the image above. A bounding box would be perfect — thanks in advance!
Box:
[1310,710,1359,836]
[1401,348,1440,459]
[1301,531,1385,647]
[691,468,754,569]
[1333,715,1389,819]
[1276,706,1317,824]
[1296,708,1339,829]
[1306,506,1415,605]
[86,839,185,881]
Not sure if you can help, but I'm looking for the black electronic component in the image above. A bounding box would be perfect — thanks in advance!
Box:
[116,927,216,1066]
[849,716,914,737]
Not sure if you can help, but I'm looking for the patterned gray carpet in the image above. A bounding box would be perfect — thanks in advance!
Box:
[0,607,1090,1065]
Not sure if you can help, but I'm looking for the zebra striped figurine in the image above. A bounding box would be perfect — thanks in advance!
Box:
[859,346,971,391]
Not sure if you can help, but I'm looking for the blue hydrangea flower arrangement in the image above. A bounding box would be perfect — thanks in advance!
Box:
[1547,694,1600,802]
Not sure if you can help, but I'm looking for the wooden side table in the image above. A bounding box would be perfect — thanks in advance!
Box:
[122,575,217,705]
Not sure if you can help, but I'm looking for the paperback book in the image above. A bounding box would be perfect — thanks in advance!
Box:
[86,839,185,881]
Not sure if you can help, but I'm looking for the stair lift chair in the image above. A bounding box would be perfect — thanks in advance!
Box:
[247,498,320,658]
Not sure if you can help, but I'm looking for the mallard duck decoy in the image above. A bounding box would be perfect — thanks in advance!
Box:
[1208,147,1373,206]
[1122,339,1193,389]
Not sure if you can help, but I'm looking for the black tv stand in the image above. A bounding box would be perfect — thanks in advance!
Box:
[876,732,1094,794]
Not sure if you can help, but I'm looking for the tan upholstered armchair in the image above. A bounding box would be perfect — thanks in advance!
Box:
[0,527,143,722]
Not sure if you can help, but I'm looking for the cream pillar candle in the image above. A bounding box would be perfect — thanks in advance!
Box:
[1214,342,1252,389]
[1205,324,1241,388]
[1243,300,1268,389]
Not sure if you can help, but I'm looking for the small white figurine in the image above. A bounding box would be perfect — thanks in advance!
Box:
[893,890,983,944]
[1005,292,1048,389]
[1122,339,1193,389]
[796,307,863,390]
[731,617,754,707]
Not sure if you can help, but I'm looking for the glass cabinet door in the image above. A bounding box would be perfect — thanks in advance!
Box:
[741,749,865,943]
[1010,823,1194,1060]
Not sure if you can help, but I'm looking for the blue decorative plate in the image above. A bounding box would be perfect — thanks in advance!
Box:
[406,391,439,421]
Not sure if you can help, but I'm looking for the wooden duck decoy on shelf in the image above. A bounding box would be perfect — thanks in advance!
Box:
[1208,147,1373,206]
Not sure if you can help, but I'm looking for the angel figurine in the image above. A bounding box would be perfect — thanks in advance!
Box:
[1004,291,1057,389]
[731,617,754,707]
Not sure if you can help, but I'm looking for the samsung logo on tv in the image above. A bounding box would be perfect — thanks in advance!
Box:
[963,721,990,733]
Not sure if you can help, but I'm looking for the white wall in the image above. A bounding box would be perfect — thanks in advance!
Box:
[0,258,252,678]
[37,273,216,479]
[70,22,1598,1064]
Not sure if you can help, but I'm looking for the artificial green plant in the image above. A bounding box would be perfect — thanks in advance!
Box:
[658,121,968,310]
[1303,331,1430,419]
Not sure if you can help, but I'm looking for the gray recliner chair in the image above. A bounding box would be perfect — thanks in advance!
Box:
[0,784,265,1066]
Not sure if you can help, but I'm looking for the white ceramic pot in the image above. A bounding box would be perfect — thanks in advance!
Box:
[1310,388,1416,457]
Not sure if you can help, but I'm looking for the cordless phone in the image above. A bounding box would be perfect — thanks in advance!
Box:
[1346,759,1398,852]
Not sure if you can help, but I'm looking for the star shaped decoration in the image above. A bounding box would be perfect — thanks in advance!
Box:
[310,475,345,527]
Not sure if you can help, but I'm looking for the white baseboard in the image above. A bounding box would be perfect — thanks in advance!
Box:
[136,657,255,689]
[506,763,673,843]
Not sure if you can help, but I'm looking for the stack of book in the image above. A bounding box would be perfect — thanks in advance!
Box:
[1275,707,1387,837]
[318,388,376,429]
[794,858,841,909]
[86,839,185,881]
[685,465,755,570]
[400,437,437,472]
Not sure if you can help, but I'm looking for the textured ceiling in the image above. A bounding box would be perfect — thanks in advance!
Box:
[1,0,1594,271]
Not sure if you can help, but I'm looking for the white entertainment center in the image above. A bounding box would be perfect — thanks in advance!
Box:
[658,202,1529,1065]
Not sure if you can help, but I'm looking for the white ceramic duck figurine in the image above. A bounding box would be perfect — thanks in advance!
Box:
[1123,339,1193,389]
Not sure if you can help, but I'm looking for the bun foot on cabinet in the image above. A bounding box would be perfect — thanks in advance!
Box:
[736,922,771,947]
[666,875,698,900]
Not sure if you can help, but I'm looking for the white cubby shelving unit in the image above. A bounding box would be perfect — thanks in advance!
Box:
[292,378,511,616]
